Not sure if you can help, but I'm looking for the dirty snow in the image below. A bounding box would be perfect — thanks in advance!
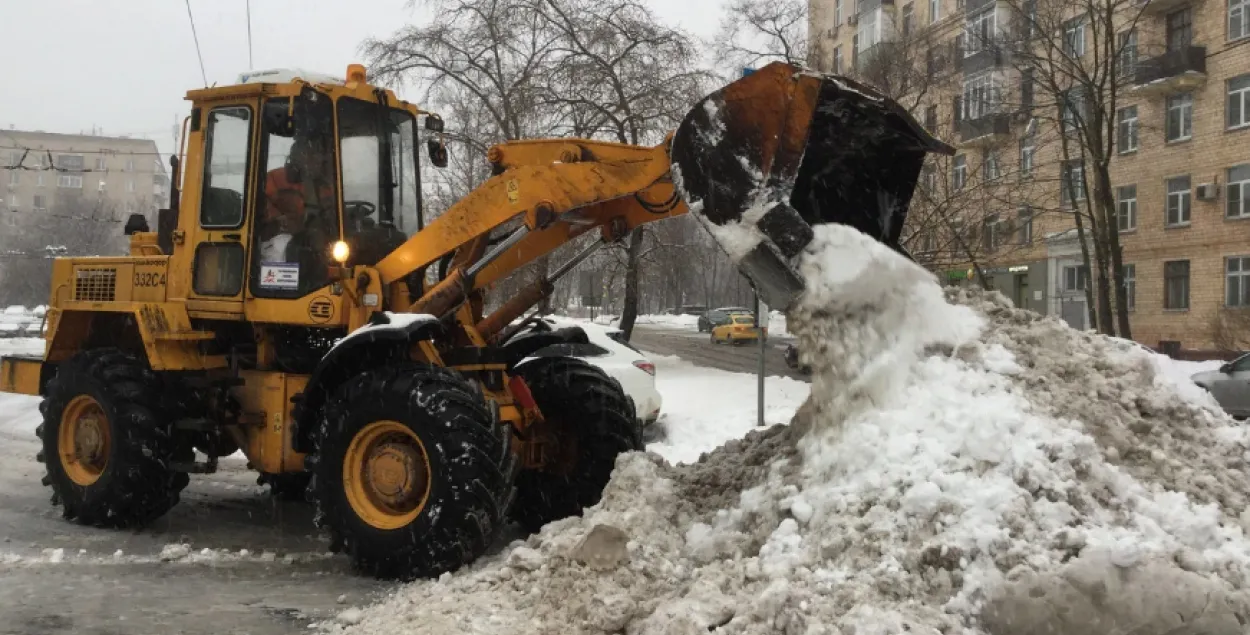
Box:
[324,222,1250,635]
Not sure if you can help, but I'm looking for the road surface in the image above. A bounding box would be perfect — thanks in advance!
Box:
[630,325,809,382]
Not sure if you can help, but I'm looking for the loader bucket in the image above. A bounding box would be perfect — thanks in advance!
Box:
[670,61,954,311]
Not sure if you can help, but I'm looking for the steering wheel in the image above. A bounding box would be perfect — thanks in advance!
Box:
[344,200,376,222]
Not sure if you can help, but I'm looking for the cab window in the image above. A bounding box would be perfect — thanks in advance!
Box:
[199,106,251,228]
[336,97,420,266]
[249,95,340,299]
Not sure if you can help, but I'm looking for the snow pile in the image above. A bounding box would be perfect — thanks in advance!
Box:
[634,313,702,329]
[330,224,1250,635]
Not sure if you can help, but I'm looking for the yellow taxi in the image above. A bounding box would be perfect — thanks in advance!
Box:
[710,313,767,345]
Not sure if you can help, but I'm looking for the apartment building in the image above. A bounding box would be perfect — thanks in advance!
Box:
[1,129,169,237]
[809,0,1250,352]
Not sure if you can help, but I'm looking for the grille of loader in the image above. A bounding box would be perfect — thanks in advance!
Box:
[73,268,118,302]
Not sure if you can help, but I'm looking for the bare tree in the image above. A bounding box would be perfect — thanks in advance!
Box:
[713,0,808,72]
[993,0,1147,335]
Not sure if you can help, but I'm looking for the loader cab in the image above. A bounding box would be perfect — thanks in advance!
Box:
[172,66,441,324]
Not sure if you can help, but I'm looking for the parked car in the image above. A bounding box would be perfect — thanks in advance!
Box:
[711,313,767,345]
[1192,353,1250,418]
[517,316,663,427]
[698,306,753,332]
[783,343,812,374]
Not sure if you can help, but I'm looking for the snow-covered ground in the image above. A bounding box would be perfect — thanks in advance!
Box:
[323,225,1250,635]
[642,353,808,465]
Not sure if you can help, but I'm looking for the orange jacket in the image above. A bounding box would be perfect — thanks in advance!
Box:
[264,167,335,226]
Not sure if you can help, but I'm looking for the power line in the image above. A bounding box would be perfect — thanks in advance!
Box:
[185,0,209,87]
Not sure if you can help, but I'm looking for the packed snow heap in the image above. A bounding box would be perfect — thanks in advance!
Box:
[333,224,1250,635]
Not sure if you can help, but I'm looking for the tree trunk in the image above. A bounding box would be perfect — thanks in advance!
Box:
[617,227,646,340]
[1072,211,1099,332]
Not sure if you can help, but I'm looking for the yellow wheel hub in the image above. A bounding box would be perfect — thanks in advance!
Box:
[343,420,432,531]
[59,394,111,486]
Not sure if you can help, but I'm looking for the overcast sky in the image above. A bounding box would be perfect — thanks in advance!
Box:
[0,0,724,158]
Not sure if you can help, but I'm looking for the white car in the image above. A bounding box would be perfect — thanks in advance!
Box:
[520,316,663,427]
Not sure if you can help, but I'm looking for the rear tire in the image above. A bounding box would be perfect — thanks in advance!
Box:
[509,357,642,533]
[37,348,188,528]
[308,364,516,580]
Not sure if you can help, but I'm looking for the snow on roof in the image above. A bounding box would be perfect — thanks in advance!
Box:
[235,68,345,86]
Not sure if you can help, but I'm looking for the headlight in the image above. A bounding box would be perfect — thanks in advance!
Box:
[331,240,350,263]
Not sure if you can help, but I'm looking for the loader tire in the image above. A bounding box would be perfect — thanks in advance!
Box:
[510,357,642,533]
[38,348,188,528]
[308,364,517,580]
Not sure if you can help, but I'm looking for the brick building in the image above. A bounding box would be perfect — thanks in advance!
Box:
[809,0,1250,352]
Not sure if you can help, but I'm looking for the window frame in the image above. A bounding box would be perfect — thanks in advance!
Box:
[1233,0,1249,41]
[192,242,247,297]
[1227,255,1250,307]
[1063,16,1086,57]
[1166,92,1194,141]
[1229,74,1250,130]
[1163,259,1191,310]
[963,72,1000,120]
[1227,163,1250,219]
[1016,206,1033,244]
[1019,135,1035,179]
[198,104,255,230]
[930,0,940,24]
[1166,175,1192,226]
[1061,160,1086,207]
[952,154,968,190]
[1117,29,1138,78]
[965,7,997,56]
[1117,184,1138,231]
[1117,105,1139,153]
[983,150,1001,180]
[1063,264,1089,292]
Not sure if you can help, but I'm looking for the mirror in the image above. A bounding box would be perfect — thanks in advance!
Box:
[424,114,444,132]
[427,139,448,168]
[1221,363,1234,374]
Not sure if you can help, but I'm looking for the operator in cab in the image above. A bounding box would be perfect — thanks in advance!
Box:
[258,137,337,263]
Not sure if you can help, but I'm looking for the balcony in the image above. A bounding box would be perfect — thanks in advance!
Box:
[1137,0,1190,14]
[958,113,1012,147]
[1132,46,1207,95]
[857,0,895,14]
[961,46,1007,74]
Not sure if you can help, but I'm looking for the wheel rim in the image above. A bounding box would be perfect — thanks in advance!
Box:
[58,394,111,486]
[342,420,432,531]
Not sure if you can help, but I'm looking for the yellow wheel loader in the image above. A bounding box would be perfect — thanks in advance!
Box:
[0,62,951,580]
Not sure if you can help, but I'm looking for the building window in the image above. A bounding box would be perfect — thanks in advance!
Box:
[930,0,940,23]
[6,195,16,210]
[1117,106,1138,153]
[7,170,17,186]
[953,154,967,190]
[1016,206,1033,243]
[924,105,938,130]
[98,179,106,192]
[1164,260,1190,309]
[852,34,859,68]
[902,2,914,35]
[125,158,135,172]
[1228,163,1250,218]
[1060,89,1086,137]
[127,179,136,193]
[952,95,963,125]
[1228,256,1250,306]
[7,150,19,168]
[57,174,83,189]
[922,164,937,192]
[963,72,1000,120]
[1117,184,1138,231]
[1233,0,1249,40]
[1166,93,1193,141]
[1063,17,1086,57]
[836,0,842,25]
[1019,136,1034,178]
[1020,70,1034,111]
[1023,0,1037,37]
[858,9,881,54]
[36,172,44,187]
[965,7,996,55]
[1229,74,1250,129]
[1062,160,1086,206]
[33,195,47,212]
[1118,29,1138,78]
[1167,8,1193,51]
[982,213,1000,251]
[983,150,1001,180]
[1123,264,1136,310]
[833,46,843,73]
[1064,265,1089,292]
[1166,176,1192,225]
[94,157,107,171]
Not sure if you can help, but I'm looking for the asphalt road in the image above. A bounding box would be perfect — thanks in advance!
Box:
[630,325,810,382]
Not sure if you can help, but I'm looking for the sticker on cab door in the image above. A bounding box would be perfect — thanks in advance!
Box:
[259,262,300,290]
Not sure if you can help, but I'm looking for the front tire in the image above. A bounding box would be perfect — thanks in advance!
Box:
[509,357,642,533]
[307,364,516,580]
[37,348,188,528]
